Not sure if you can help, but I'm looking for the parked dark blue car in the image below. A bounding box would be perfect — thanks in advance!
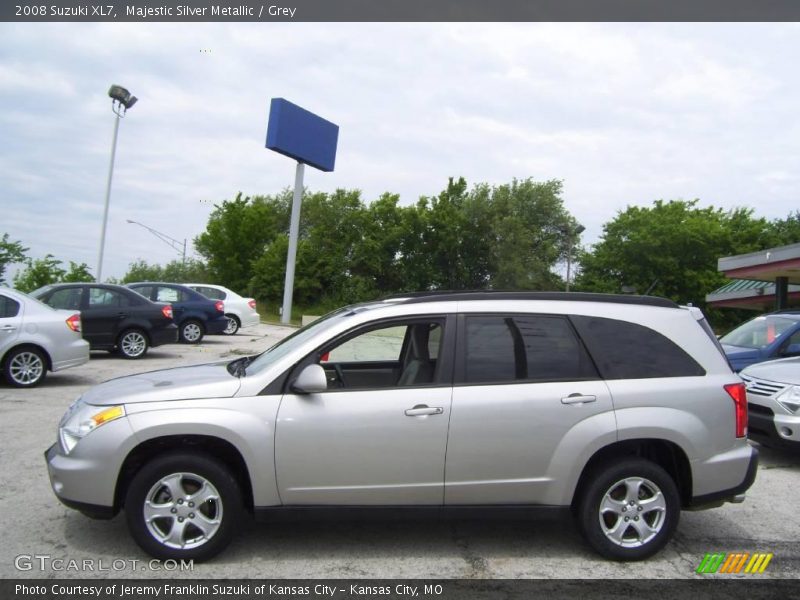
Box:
[720,309,800,371]
[127,282,228,344]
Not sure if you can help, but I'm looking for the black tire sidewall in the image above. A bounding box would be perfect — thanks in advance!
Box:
[4,347,46,387]
[124,452,243,561]
[117,329,148,360]
[578,458,679,561]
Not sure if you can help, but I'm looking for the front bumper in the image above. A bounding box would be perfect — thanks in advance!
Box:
[44,444,116,519]
[749,403,800,447]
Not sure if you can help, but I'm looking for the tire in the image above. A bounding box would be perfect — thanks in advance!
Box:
[4,346,47,387]
[124,452,243,561]
[179,319,205,344]
[117,329,149,359]
[576,458,679,561]
[223,314,240,336]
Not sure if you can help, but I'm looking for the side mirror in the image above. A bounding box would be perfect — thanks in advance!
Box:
[291,364,328,394]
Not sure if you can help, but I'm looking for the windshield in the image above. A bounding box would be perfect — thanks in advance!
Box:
[720,315,799,350]
[244,306,356,376]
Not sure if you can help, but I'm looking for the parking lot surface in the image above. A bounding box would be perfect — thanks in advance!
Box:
[1,323,799,579]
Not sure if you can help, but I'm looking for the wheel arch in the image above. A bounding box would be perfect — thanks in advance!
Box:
[571,439,693,509]
[1,342,53,372]
[114,434,254,514]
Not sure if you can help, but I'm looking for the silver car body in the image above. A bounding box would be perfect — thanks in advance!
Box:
[47,295,755,513]
[0,287,90,379]
[741,356,800,446]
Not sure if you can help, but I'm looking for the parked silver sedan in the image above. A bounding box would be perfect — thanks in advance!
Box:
[0,287,90,387]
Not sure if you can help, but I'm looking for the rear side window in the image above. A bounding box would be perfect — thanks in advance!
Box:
[0,294,20,318]
[48,288,83,310]
[570,315,705,379]
[463,315,598,384]
[197,286,225,300]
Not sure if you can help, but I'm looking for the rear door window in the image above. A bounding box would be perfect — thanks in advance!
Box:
[461,314,598,384]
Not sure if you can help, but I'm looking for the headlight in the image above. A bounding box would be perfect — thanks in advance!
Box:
[59,402,126,454]
[776,385,800,414]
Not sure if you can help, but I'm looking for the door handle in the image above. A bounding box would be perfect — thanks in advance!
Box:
[1,325,15,331]
[404,405,444,417]
[117,312,129,318]
[561,393,597,405]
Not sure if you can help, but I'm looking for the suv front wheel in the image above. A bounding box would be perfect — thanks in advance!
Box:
[577,458,679,561]
[124,452,243,561]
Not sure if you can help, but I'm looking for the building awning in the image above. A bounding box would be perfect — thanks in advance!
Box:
[706,279,800,310]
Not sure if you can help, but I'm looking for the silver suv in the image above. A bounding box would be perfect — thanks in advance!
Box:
[45,292,757,561]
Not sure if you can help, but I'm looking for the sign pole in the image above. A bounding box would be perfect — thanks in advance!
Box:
[281,161,305,324]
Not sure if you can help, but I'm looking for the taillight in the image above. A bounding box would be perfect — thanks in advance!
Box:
[724,382,748,438]
[162,305,173,319]
[66,314,81,333]
[215,301,224,313]
[248,299,256,310]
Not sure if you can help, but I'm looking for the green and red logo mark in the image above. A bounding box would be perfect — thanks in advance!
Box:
[696,552,773,574]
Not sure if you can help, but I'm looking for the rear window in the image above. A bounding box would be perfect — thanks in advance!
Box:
[570,315,705,379]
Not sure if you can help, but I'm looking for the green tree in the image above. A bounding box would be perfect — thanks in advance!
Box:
[13,254,66,292]
[194,192,291,293]
[0,233,28,285]
[62,262,94,283]
[120,259,164,284]
[767,211,800,246]
[575,199,773,327]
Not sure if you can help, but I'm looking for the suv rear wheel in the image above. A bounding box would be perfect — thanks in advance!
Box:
[124,452,242,561]
[577,458,679,560]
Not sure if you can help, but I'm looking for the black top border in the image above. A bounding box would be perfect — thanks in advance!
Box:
[382,291,680,309]
[5,0,800,23]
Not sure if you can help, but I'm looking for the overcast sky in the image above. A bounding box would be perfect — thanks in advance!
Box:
[2,23,799,282]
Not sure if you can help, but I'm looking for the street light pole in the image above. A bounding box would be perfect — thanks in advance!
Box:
[96,85,137,282]
[126,220,187,262]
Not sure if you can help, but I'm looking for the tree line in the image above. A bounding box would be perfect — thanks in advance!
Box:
[3,177,798,329]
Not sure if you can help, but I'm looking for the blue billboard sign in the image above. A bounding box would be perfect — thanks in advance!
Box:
[265,98,339,172]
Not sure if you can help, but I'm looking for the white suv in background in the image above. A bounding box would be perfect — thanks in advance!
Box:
[185,284,260,335]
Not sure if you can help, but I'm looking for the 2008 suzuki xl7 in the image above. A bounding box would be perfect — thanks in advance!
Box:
[46,292,757,561]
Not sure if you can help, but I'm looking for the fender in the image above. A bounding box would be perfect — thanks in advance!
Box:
[125,396,282,506]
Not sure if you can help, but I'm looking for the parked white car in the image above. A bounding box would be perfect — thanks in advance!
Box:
[185,284,260,335]
[0,287,90,387]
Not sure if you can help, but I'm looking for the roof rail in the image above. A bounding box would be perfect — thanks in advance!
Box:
[381,290,679,309]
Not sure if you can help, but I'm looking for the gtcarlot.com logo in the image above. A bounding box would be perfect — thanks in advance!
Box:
[696,552,773,574]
